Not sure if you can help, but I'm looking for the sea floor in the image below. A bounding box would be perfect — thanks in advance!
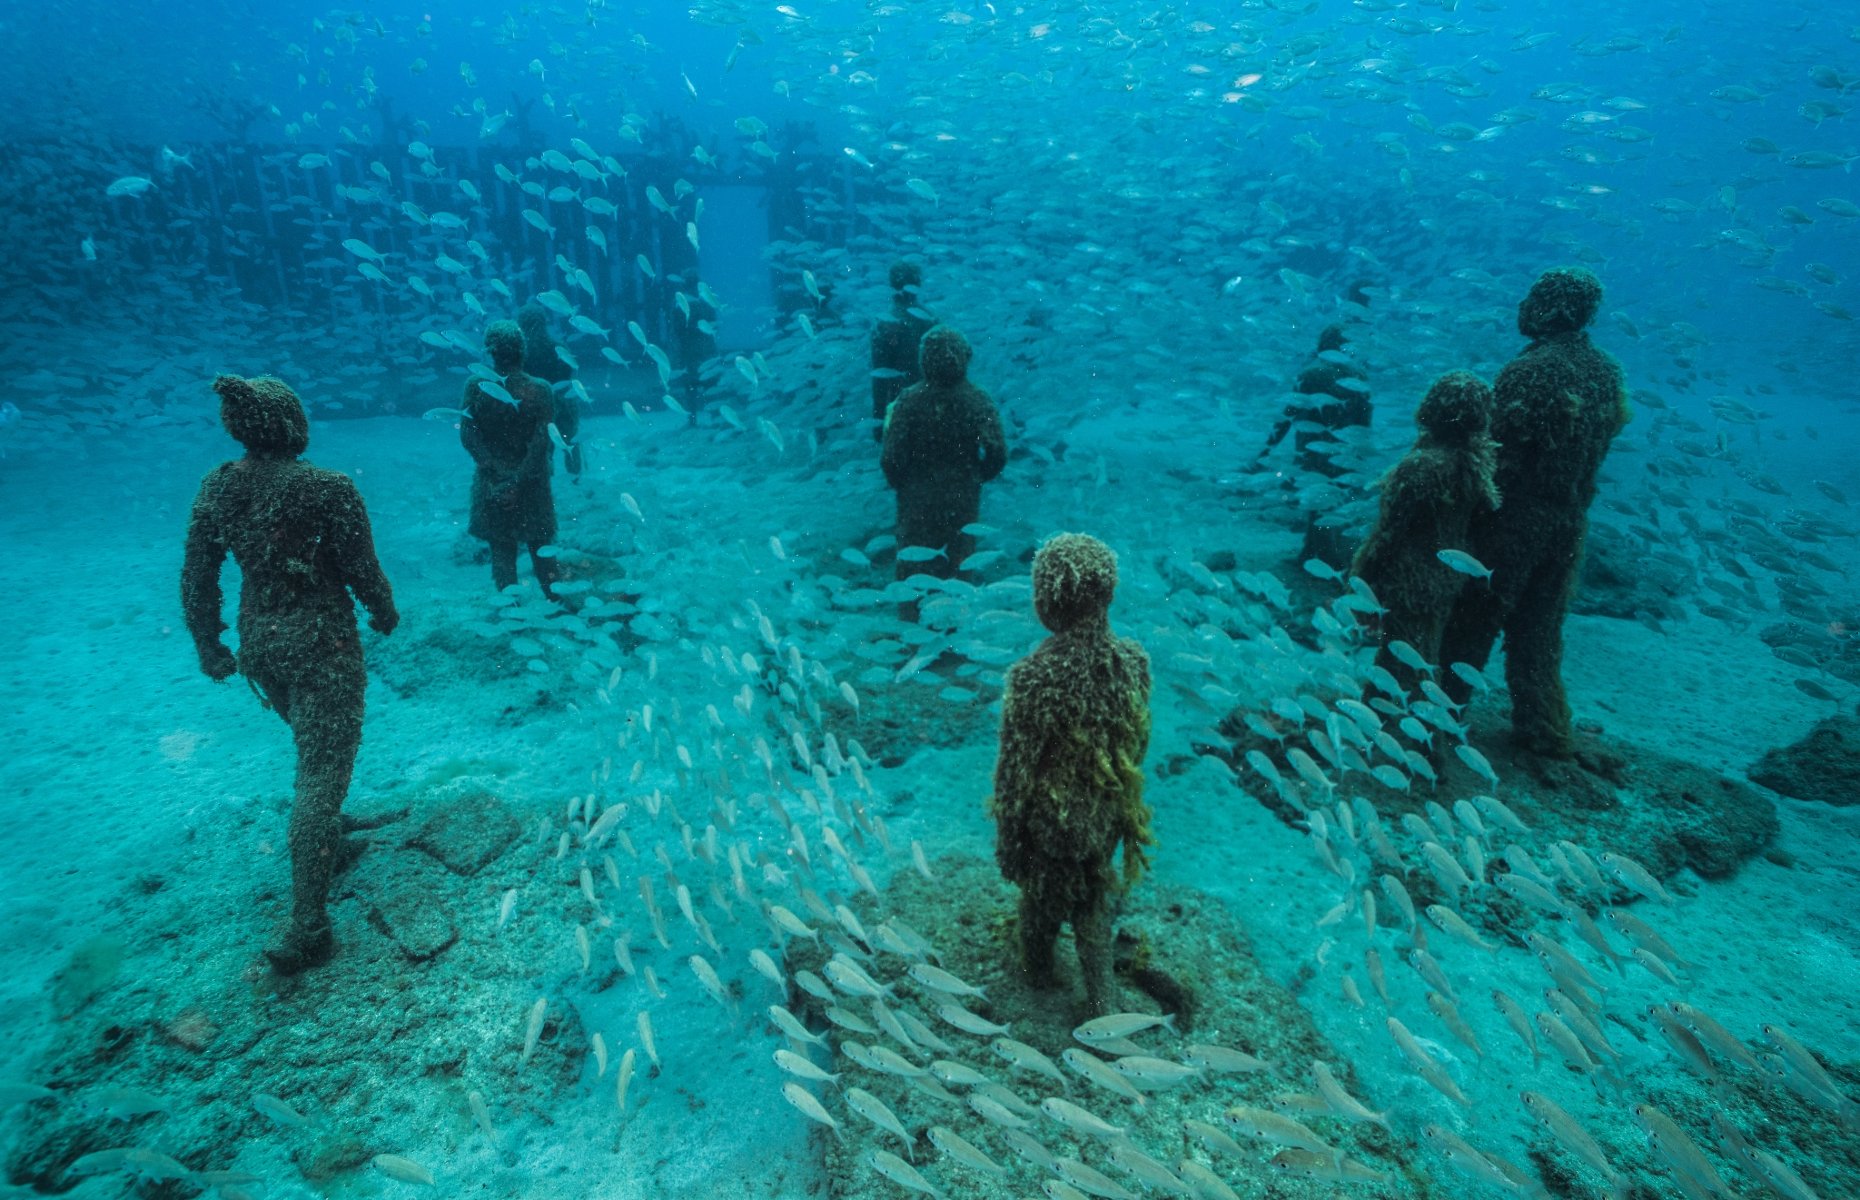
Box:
[1,349,1856,1199]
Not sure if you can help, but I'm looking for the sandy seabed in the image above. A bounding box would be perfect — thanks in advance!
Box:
[0,346,1856,1200]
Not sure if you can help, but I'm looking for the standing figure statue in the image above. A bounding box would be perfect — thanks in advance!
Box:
[1257,324,1371,478]
[1349,370,1499,692]
[879,325,1007,582]
[881,325,1011,584]
[518,303,582,478]
[869,261,937,439]
[1438,267,1629,758]
[461,320,559,597]
[989,533,1152,1017]
[182,374,398,973]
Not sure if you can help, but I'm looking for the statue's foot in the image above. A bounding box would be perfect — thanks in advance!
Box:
[340,806,408,833]
[264,923,334,976]
[1079,985,1117,1021]
[1019,960,1059,990]
[1574,743,1626,780]
[1511,727,1576,761]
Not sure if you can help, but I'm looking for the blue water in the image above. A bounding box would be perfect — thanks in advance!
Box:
[1,2,1856,1198]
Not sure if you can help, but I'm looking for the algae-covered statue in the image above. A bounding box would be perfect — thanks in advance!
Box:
[869,260,937,438]
[989,533,1152,1016]
[879,325,1007,580]
[517,303,581,478]
[1350,370,1499,689]
[182,374,398,973]
[461,320,560,597]
[1438,267,1630,757]
[1258,324,1371,478]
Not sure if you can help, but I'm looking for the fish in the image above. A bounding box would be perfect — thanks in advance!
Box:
[909,962,985,998]
[1436,549,1493,580]
[1419,1127,1529,1195]
[1175,1158,1239,1200]
[1427,991,1485,1058]
[1053,1157,1137,1200]
[968,1091,1032,1130]
[1454,744,1500,788]
[1041,1096,1126,1140]
[1074,1012,1175,1043]
[773,1048,838,1085]
[993,1038,1069,1090]
[1310,1061,1388,1127]
[475,380,516,407]
[1106,1144,1190,1196]
[846,1088,913,1157]
[1060,1048,1146,1105]
[1222,1105,1339,1160]
[781,1081,842,1140]
[1633,1103,1731,1196]
[1520,1090,1622,1191]
[1386,1017,1470,1106]
[868,1149,943,1197]
[926,1125,1005,1177]
[106,176,155,198]
[252,1093,311,1128]
[1597,850,1675,902]
[1107,1056,1202,1091]
[372,1155,434,1185]
[1180,1044,1272,1075]
[1759,1023,1854,1117]
[1425,903,1498,952]
[1268,1148,1389,1186]
[1493,990,1541,1066]
[0,1084,55,1109]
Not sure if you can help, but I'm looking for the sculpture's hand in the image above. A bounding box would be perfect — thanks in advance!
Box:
[200,643,237,681]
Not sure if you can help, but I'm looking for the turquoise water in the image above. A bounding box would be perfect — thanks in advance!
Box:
[1,3,1856,1199]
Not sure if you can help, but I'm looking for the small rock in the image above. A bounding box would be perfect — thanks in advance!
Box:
[407,792,520,875]
[160,1006,218,1052]
[296,1134,370,1184]
[51,937,125,1020]
[1749,715,1860,807]
[364,856,459,962]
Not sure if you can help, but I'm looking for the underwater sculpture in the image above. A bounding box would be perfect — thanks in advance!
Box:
[181,374,398,973]
[879,325,1008,579]
[989,533,1152,1016]
[1257,323,1371,478]
[1350,370,1500,689]
[460,320,560,597]
[674,271,717,414]
[1254,323,1375,570]
[1438,266,1630,757]
[517,303,581,478]
[868,260,937,438]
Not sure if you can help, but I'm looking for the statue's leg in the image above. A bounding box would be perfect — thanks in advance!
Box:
[1504,541,1581,758]
[489,537,518,590]
[1436,580,1509,707]
[529,543,559,598]
[266,666,364,974]
[1074,899,1115,1018]
[1017,892,1061,988]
